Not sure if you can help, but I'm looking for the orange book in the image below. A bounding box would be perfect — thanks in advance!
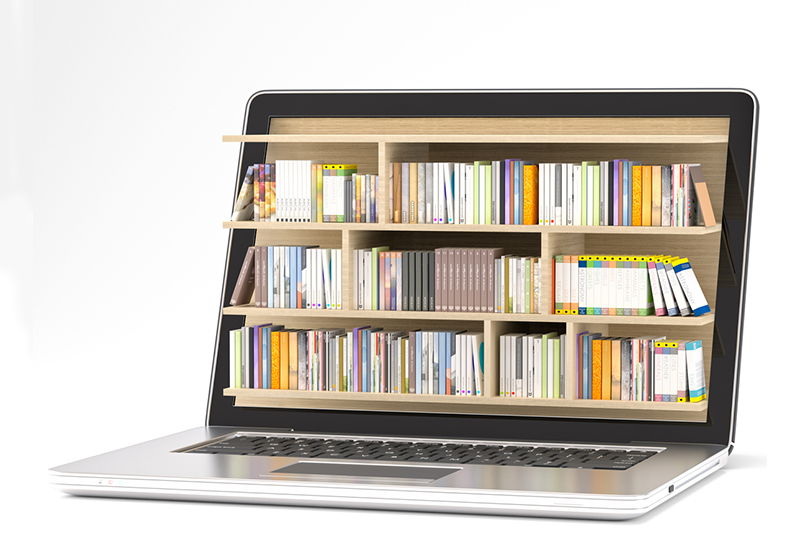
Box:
[632,165,642,226]
[523,164,539,225]
[611,339,622,400]
[592,338,603,399]
[280,331,290,390]
[642,165,652,226]
[652,165,662,226]
[602,338,612,400]
[271,331,281,389]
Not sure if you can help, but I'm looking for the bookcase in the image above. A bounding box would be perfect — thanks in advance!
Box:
[221,115,728,424]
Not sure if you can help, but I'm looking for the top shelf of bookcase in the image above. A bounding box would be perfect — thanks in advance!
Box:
[223,134,728,145]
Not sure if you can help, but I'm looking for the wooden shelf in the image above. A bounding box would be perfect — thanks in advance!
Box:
[223,221,721,236]
[224,305,715,326]
[223,388,708,422]
[223,134,728,145]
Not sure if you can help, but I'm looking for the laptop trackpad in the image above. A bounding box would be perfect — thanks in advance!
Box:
[271,461,458,481]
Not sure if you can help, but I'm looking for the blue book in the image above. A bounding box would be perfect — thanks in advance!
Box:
[622,162,629,226]
[438,332,446,395]
[575,331,588,397]
[514,160,521,224]
[578,257,588,315]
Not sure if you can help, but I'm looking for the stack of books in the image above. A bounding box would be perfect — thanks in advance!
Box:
[553,254,710,317]
[231,162,380,223]
[575,333,707,403]
[388,161,713,228]
[499,333,565,398]
[230,246,343,310]
[229,325,484,397]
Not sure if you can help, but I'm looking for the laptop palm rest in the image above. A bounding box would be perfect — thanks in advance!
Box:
[270,461,459,481]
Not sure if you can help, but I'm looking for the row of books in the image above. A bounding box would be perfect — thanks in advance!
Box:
[229,246,343,309]
[553,254,710,317]
[499,332,565,398]
[230,162,380,223]
[496,255,543,314]
[229,324,485,396]
[353,247,509,313]
[389,161,713,228]
[576,333,707,402]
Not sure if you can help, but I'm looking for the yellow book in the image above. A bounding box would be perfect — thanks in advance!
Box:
[592,338,603,399]
[651,165,661,226]
[632,165,642,226]
[316,164,324,222]
[611,338,622,400]
[642,165,652,226]
[271,331,281,390]
[523,164,539,225]
[280,331,290,390]
[602,338,612,400]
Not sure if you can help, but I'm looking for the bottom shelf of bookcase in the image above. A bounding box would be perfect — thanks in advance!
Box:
[223,388,708,422]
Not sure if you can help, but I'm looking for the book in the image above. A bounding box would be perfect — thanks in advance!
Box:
[230,246,256,306]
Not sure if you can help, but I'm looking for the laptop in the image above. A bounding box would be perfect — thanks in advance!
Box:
[49,89,758,520]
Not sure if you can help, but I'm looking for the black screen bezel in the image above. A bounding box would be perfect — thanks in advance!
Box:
[207,89,757,447]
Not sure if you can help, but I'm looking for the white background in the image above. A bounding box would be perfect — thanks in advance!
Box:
[2,0,790,546]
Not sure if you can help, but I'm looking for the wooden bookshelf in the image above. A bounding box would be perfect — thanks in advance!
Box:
[222,116,726,423]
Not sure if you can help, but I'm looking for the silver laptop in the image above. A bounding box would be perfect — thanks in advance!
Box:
[50,89,758,520]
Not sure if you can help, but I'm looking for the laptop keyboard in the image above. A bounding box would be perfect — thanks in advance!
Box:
[184,435,657,470]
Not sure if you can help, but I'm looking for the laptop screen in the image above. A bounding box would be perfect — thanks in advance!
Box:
[209,90,757,448]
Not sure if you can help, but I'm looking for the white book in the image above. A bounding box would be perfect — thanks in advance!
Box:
[569,255,578,314]
[444,162,454,224]
[417,164,425,225]
[630,256,640,316]
[668,342,678,402]
[538,163,546,225]
[336,249,342,310]
[230,330,237,388]
[532,334,543,398]
[478,165,486,225]
[686,340,706,402]
[543,163,550,225]
[578,257,587,315]
[593,256,602,315]
[289,160,297,222]
[425,162,434,223]
[546,334,556,398]
[364,250,372,310]
[564,163,572,225]
[322,248,331,309]
[599,161,607,226]
[608,256,617,314]
[522,335,529,399]
[600,256,609,314]
[464,164,473,224]
[586,165,594,226]
[560,163,568,225]
[573,164,582,226]
[499,335,506,396]
[472,333,483,396]
[432,163,440,224]
[555,256,564,313]
[678,341,688,402]
[665,259,692,316]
